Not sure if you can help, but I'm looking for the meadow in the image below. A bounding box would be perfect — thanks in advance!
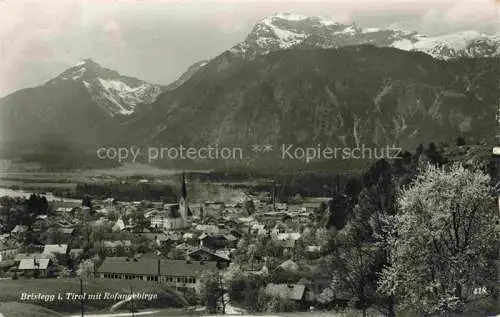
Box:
[0,278,185,314]
[0,302,63,317]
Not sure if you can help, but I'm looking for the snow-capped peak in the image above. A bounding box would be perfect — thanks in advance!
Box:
[48,58,104,83]
[75,60,86,67]
[266,12,309,22]
[46,59,163,116]
[263,12,341,26]
[392,30,500,59]
[229,13,351,56]
[228,13,500,60]
[73,58,101,69]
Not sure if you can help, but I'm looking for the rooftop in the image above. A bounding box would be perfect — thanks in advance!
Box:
[42,244,68,255]
[18,258,50,270]
[97,257,218,276]
[264,283,306,300]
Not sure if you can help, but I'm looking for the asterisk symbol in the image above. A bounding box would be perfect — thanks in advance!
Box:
[263,144,273,152]
[251,144,263,152]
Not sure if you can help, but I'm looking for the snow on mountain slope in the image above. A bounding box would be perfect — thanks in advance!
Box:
[226,12,500,60]
[95,78,161,115]
[392,30,500,59]
[46,59,162,116]
[170,12,500,92]
[229,13,351,57]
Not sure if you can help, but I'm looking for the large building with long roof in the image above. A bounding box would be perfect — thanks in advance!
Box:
[96,256,220,293]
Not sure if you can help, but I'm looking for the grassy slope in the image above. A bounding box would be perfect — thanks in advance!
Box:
[0,301,63,317]
[0,278,186,314]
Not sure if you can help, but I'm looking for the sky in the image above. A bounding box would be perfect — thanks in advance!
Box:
[0,0,499,97]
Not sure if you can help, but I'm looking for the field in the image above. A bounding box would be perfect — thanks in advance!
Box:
[0,278,383,317]
[0,278,185,314]
[0,162,202,196]
[68,310,382,317]
[0,302,63,317]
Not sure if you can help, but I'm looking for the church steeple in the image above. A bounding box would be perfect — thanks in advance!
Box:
[181,171,187,200]
[179,171,190,221]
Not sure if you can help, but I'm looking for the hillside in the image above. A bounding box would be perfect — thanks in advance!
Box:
[132,46,499,170]
[0,302,63,317]
[0,278,186,314]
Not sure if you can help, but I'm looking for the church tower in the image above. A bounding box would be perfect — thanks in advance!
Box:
[179,172,190,221]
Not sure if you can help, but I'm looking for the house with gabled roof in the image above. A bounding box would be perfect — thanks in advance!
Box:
[0,240,20,262]
[194,224,220,235]
[187,248,231,267]
[112,217,127,232]
[42,244,68,257]
[198,233,238,250]
[14,253,43,264]
[69,248,84,259]
[277,259,299,272]
[154,233,179,248]
[175,243,194,253]
[101,240,132,255]
[264,283,307,301]
[11,225,28,235]
[18,257,51,278]
[272,232,301,250]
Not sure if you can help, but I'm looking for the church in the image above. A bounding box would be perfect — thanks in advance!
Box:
[158,173,193,230]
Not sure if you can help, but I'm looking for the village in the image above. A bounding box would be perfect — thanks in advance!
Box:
[0,173,335,314]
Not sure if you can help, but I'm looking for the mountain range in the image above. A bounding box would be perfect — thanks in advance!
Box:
[230,13,500,59]
[1,13,499,170]
[168,13,500,90]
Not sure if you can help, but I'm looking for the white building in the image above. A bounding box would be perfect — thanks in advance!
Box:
[147,173,192,231]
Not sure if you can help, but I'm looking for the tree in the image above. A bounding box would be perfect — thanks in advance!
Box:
[244,200,256,216]
[167,248,186,260]
[421,142,445,166]
[324,193,351,230]
[57,266,72,278]
[130,210,151,232]
[200,271,226,314]
[379,163,499,315]
[355,159,398,317]
[265,294,299,312]
[77,259,95,279]
[333,226,378,317]
[456,136,466,146]
[328,159,398,317]
[227,269,267,312]
[47,228,66,244]
[82,196,93,210]
[316,201,328,222]
[27,194,49,215]
[317,287,334,306]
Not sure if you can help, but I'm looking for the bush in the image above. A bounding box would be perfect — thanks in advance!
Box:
[183,288,199,306]
[265,294,299,312]
[227,272,267,312]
